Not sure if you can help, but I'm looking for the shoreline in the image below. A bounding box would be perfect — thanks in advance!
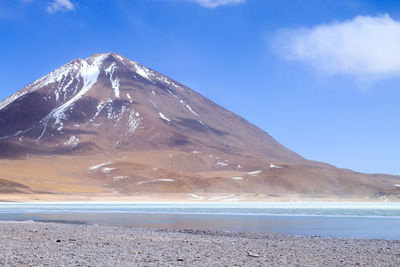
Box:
[0,200,400,209]
[1,192,399,203]
[0,221,399,266]
[4,201,400,205]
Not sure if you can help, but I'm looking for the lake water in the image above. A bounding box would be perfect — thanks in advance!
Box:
[1,202,400,240]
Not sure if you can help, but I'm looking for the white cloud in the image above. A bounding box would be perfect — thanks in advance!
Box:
[47,0,75,13]
[275,14,400,79]
[191,0,246,8]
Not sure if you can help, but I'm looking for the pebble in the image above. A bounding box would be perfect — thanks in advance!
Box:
[0,221,399,266]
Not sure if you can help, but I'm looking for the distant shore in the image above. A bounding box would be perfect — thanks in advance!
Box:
[0,221,399,266]
[1,192,399,203]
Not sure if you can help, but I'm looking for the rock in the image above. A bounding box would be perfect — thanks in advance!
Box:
[247,251,261,258]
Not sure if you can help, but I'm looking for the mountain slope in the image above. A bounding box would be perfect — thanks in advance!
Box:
[0,52,399,201]
[0,53,302,162]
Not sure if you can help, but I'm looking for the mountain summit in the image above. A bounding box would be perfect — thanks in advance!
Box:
[0,52,300,161]
[0,53,399,200]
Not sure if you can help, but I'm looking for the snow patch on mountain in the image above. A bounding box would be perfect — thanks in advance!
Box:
[105,62,120,98]
[127,110,141,134]
[137,179,174,185]
[107,103,127,121]
[64,136,79,147]
[131,63,151,80]
[101,167,116,174]
[269,164,283,169]
[209,194,236,200]
[248,170,262,176]
[36,54,107,141]
[126,93,133,103]
[91,101,105,122]
[159,112,171,122]
[167,89,199,117]
[53,54,105,121]
[187,193,204,199]
[153,74,184,91]
[36,61,81,90]
[185,103,199,116]
[89,162,113,170]
[114,54,124,62]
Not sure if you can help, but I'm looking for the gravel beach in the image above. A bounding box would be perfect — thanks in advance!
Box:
[0,221,399,266]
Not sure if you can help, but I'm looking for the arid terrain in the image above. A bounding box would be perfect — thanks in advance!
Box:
[1,150,399,202]
[0,53,399,202]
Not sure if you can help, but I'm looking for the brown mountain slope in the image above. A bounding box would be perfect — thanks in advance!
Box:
[0,52,399,201]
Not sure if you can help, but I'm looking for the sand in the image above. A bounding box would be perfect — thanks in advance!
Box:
[0,221,399,266]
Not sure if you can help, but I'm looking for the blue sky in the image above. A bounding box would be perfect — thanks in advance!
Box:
[0,0,399,175]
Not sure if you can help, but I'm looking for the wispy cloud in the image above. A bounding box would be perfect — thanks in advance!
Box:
[190,0,246,8]
[274,14,400,80]
[47,0,75,13]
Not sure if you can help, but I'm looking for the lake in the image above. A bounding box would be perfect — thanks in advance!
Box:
[1,202,400,240]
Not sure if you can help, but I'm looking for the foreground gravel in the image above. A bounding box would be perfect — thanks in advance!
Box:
[0,221,399,266]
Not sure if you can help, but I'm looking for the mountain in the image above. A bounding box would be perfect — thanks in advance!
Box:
[0,52,399,201]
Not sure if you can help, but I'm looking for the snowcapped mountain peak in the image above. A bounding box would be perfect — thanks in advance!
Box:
[84,52,137,70]
[0,52,179,113]
[0,52,184,144]
[0,52,297,161]
[33,53,124,91]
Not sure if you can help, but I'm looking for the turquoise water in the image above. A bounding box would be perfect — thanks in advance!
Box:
[1,202,400,216]
[1,202,400,240]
